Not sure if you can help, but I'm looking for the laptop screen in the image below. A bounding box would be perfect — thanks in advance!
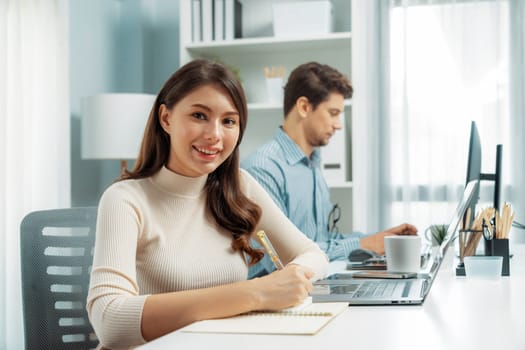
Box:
[438,180,479,259]
[421,179,480,282]
[419,180,480,295]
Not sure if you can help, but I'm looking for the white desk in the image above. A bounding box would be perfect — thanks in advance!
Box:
[138,244,525,350]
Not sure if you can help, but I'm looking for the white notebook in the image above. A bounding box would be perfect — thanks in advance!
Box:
[181,302,348,335]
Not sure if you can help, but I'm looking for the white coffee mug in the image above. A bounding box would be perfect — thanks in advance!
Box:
[384,236,421,273]
[424,226,439,246]
[424,224,448,246]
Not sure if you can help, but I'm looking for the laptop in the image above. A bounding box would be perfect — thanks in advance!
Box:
[311,180,479,305]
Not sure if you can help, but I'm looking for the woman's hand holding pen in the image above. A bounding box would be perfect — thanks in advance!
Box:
[252,230,315,310]
[251,264,314,310]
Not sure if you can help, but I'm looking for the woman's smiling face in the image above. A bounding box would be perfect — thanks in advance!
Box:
[159,84,240,177]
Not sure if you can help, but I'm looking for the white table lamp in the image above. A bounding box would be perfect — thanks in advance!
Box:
[81,93,156,174]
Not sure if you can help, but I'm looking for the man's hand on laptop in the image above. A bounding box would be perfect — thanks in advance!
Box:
[360,223,418,255]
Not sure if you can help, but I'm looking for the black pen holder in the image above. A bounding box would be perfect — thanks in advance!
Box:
[484,238,510,276]
[455,262,466,276]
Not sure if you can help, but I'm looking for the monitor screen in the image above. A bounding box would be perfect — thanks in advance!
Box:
[465,121,481,220]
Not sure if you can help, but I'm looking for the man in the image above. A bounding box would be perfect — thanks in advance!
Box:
[242,62,417,277]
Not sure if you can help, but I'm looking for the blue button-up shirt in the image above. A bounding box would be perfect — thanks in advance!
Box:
[242,127,364,278]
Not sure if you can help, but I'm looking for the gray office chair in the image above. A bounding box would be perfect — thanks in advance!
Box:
[20,207,99,350]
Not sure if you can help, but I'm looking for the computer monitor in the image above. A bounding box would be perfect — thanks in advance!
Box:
[464,121,502,219]
[465,121,482,219]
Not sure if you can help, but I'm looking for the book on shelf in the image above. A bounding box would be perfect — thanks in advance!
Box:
[214,0,224,41]
[191,0,201,42]
[224,0,242,40]
[181,301,348,335]
[201,0,214,42]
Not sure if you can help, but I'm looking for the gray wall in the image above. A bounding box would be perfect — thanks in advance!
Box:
[69,0,180,206]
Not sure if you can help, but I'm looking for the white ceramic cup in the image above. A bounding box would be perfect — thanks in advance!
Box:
[384,235,421,273]
[424,226,439,246]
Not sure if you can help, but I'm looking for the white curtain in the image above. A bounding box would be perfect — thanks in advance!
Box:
[509,0,525,243]
[0,1,70,348]
[353,0,523,239]
[352,0,391,234]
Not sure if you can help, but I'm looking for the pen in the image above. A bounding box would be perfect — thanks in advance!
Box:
[256,230,285,270]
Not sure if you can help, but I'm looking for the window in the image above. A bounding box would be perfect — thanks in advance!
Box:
[388,0,509,229]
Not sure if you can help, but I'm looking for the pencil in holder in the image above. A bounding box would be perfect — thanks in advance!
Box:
[484,238,510,276]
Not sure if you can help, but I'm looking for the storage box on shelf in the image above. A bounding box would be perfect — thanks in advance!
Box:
[272,1,334,38]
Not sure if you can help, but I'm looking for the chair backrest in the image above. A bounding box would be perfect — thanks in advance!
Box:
[20,207,99,350]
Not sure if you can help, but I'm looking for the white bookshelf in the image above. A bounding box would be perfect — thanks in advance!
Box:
[185,32,352,54]
[179,0,354,231]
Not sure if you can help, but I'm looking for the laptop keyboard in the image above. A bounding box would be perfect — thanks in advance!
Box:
[355,281,412,298]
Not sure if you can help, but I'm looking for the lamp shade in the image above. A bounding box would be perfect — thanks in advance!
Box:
[81,93,156,160]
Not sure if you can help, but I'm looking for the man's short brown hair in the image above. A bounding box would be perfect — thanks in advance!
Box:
[283,62,353,117]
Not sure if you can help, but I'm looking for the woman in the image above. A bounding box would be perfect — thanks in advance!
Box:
[87,59,328,349]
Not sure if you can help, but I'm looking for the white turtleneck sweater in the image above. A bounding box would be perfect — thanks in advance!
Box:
[87,167,328,349]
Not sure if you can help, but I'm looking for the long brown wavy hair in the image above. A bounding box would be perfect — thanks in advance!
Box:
[120,59,264,265]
